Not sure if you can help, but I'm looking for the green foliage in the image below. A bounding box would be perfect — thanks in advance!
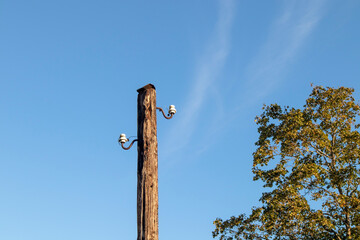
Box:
[213,86,360,240]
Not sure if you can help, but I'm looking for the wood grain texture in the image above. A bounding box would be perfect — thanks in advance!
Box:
[137,84,158,240]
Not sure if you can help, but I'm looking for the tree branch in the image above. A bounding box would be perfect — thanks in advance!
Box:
[309,143,331,159]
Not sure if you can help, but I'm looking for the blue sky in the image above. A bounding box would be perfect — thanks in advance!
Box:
[1,0,360,239]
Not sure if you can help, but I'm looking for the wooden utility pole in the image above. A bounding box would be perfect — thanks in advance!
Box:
[119,84,175,240]
[136,84,159,240]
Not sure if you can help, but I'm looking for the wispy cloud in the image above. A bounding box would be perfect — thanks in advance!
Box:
[243,0,326,100]
[162,0,326,160]
[196,0,327,151]
[163,0,235,156]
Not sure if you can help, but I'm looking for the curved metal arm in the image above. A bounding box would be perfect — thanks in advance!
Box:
[156,107,174,119]
[121,139,138,150]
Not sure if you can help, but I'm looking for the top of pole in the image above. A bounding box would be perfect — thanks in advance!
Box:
[137,84,156,93]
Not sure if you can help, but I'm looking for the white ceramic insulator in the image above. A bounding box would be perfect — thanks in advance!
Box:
[119,133,128,143]
[168,105,176,114]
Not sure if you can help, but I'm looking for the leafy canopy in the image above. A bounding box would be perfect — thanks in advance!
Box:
[213,86,360,240]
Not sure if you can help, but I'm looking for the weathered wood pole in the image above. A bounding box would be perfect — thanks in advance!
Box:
[137,84,159,240]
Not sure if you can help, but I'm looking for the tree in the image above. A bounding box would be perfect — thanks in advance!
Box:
[213,86,360,240]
